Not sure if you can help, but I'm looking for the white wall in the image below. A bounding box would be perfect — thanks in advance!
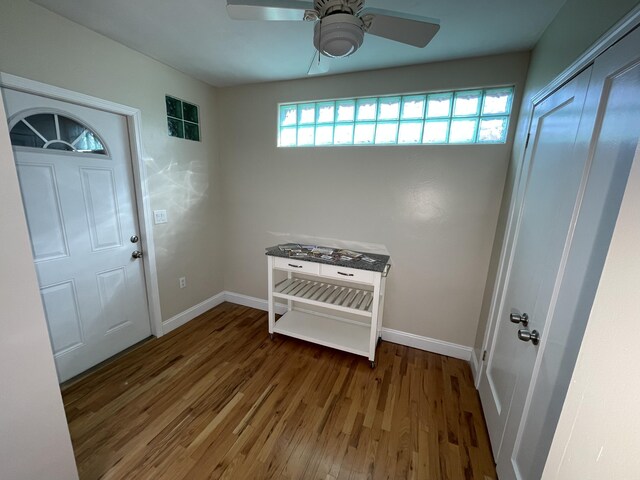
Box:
[0,0,224,321]
[0,93,78,479]
[542,144,640,478]
[218,52,530,347]
[473,0,640,360]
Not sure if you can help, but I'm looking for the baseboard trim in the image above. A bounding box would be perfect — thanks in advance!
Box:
[162,292,226,334]
[381,327,472,361]
[224,291,287,315]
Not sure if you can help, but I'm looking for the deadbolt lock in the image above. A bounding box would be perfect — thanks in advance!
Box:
[510,312,529,327]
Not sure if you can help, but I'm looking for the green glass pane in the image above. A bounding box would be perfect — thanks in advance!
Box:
[354,122,375,144]
[482,88,514,115]
[453,90,481,117]
[423,120,449,144]
[377,97,400,120]
[183,103,199,123]
[374,122,398,144]
[334,123,354,144]
[298,104,315,125]
[356,98,377,121]
[316,102,335,124]
[167,117,184,138]
[280,105,297,127]
[297,125,314,145]
[166,96,182,119]
[426,93,452,118]
[336,100,355,122]
[401,96,426,119]
[184,122,200,141]
[449,118,478,143]
[478,117,508,143]
[398,121,423,144]
[279,127,297,147]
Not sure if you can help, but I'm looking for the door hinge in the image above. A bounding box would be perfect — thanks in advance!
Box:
[482,350,487,362]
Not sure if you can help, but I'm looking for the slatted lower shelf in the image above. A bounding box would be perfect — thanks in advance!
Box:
[273,310,370,357]
[273,277,373,317]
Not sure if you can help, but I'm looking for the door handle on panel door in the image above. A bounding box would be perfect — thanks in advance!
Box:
[517,329,540,345]
[510,312,529,326]
[132,250,143,259]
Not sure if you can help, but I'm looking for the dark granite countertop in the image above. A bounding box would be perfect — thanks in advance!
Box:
[265,245,391,274]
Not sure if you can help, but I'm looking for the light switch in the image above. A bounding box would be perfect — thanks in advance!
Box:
[153,209,168,224]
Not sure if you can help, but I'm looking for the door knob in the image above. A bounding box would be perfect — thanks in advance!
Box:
[510,312,529,326]
[130,235,139,243]
[517,329,540,345]
[132,250,143,259]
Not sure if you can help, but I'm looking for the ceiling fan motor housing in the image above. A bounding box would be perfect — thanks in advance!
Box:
[314,13,365,58]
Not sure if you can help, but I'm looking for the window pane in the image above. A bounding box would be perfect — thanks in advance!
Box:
[316,102,335,124]
[24,114,56,141]
[398,121,423,144]
[334,123,354,144]
[478,117,508,143]
[184,122,200,141]
[378,97,400,120]
[183,103,199,123]
[426,93,452,118]
[449,119,478,143]
[298,104,316,125]
[166,96,182,119]
[483,88,513,115]
[453,90,481,116]
[74,130,106,154]
[58,115,86,144]
[354,123,375,144]
[280,105,297,126]
[356,98,377,121]
[168,117,184,138]
[336,100,355,122]
[297,125,314,145]
[279,127,297,146]
[423,120,449,143]
[401,96,426,119]
[374,122,398,144]
[315,125,333,145]
[10,120,45,148]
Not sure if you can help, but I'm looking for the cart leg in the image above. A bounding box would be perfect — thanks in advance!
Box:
[370,360,376,369]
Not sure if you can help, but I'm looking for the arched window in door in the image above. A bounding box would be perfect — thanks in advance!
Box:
[9,112,107,155]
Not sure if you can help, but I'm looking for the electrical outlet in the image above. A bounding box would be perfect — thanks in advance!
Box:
[179,277,186,289]
[153,209,168,224]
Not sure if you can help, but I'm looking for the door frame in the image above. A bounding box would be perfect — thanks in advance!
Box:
[0,72,164,338]
[473,3,640,388]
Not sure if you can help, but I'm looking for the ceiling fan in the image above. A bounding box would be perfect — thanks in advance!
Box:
[226,0,440,74]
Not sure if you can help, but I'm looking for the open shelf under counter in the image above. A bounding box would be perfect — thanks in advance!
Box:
[273,311,371,357]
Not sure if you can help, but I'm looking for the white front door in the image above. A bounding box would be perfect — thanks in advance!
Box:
[480,26,640,480]
[3,88,152,382]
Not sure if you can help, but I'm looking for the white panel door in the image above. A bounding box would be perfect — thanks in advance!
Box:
[497,26,640,480]
[3,89,151,382]
[479,67,593,455]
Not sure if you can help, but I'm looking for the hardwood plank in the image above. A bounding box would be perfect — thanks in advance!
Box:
[61,302,497,479]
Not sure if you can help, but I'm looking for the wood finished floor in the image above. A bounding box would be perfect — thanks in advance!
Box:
[62,302,497,480]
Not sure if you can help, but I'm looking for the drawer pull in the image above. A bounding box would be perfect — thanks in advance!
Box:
[337,271,354,277]
[288,263,303,268]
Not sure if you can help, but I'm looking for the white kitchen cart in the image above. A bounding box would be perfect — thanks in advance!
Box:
[266,247,390,368]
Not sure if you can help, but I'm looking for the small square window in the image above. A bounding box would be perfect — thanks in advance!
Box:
[183,102,199,123]
[167,117,184,138]
[398,121,423,144]
[280,105,297,126]
[374,122,399,144]
[449,119,478,143]
[336,100,356,122]
[334,123,354,144]
[316,102,335,124]
[298,104,316,124]
[356,98,377,121]
[315,125,334,145]
[184,122,200,141]
[354,123,375,144]
[478,117,508,143]
[423,120,449,144]
[453,90,481,117]
[297,125,315,145]
[377,97,400,120]
[426,93,452,118]
[401,96,426,120]
[166,96,182,119]
[482,88,514,115]
[279,126,297,146]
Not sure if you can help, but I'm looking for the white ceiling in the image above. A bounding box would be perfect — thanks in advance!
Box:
[31,0,566,87]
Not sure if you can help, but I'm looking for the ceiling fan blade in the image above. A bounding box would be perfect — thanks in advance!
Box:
[307,50,330,75]
[361,8,440,48]
[227,0,312,21]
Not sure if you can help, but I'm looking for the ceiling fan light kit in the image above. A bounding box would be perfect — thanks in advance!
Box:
[314,14,364,57]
